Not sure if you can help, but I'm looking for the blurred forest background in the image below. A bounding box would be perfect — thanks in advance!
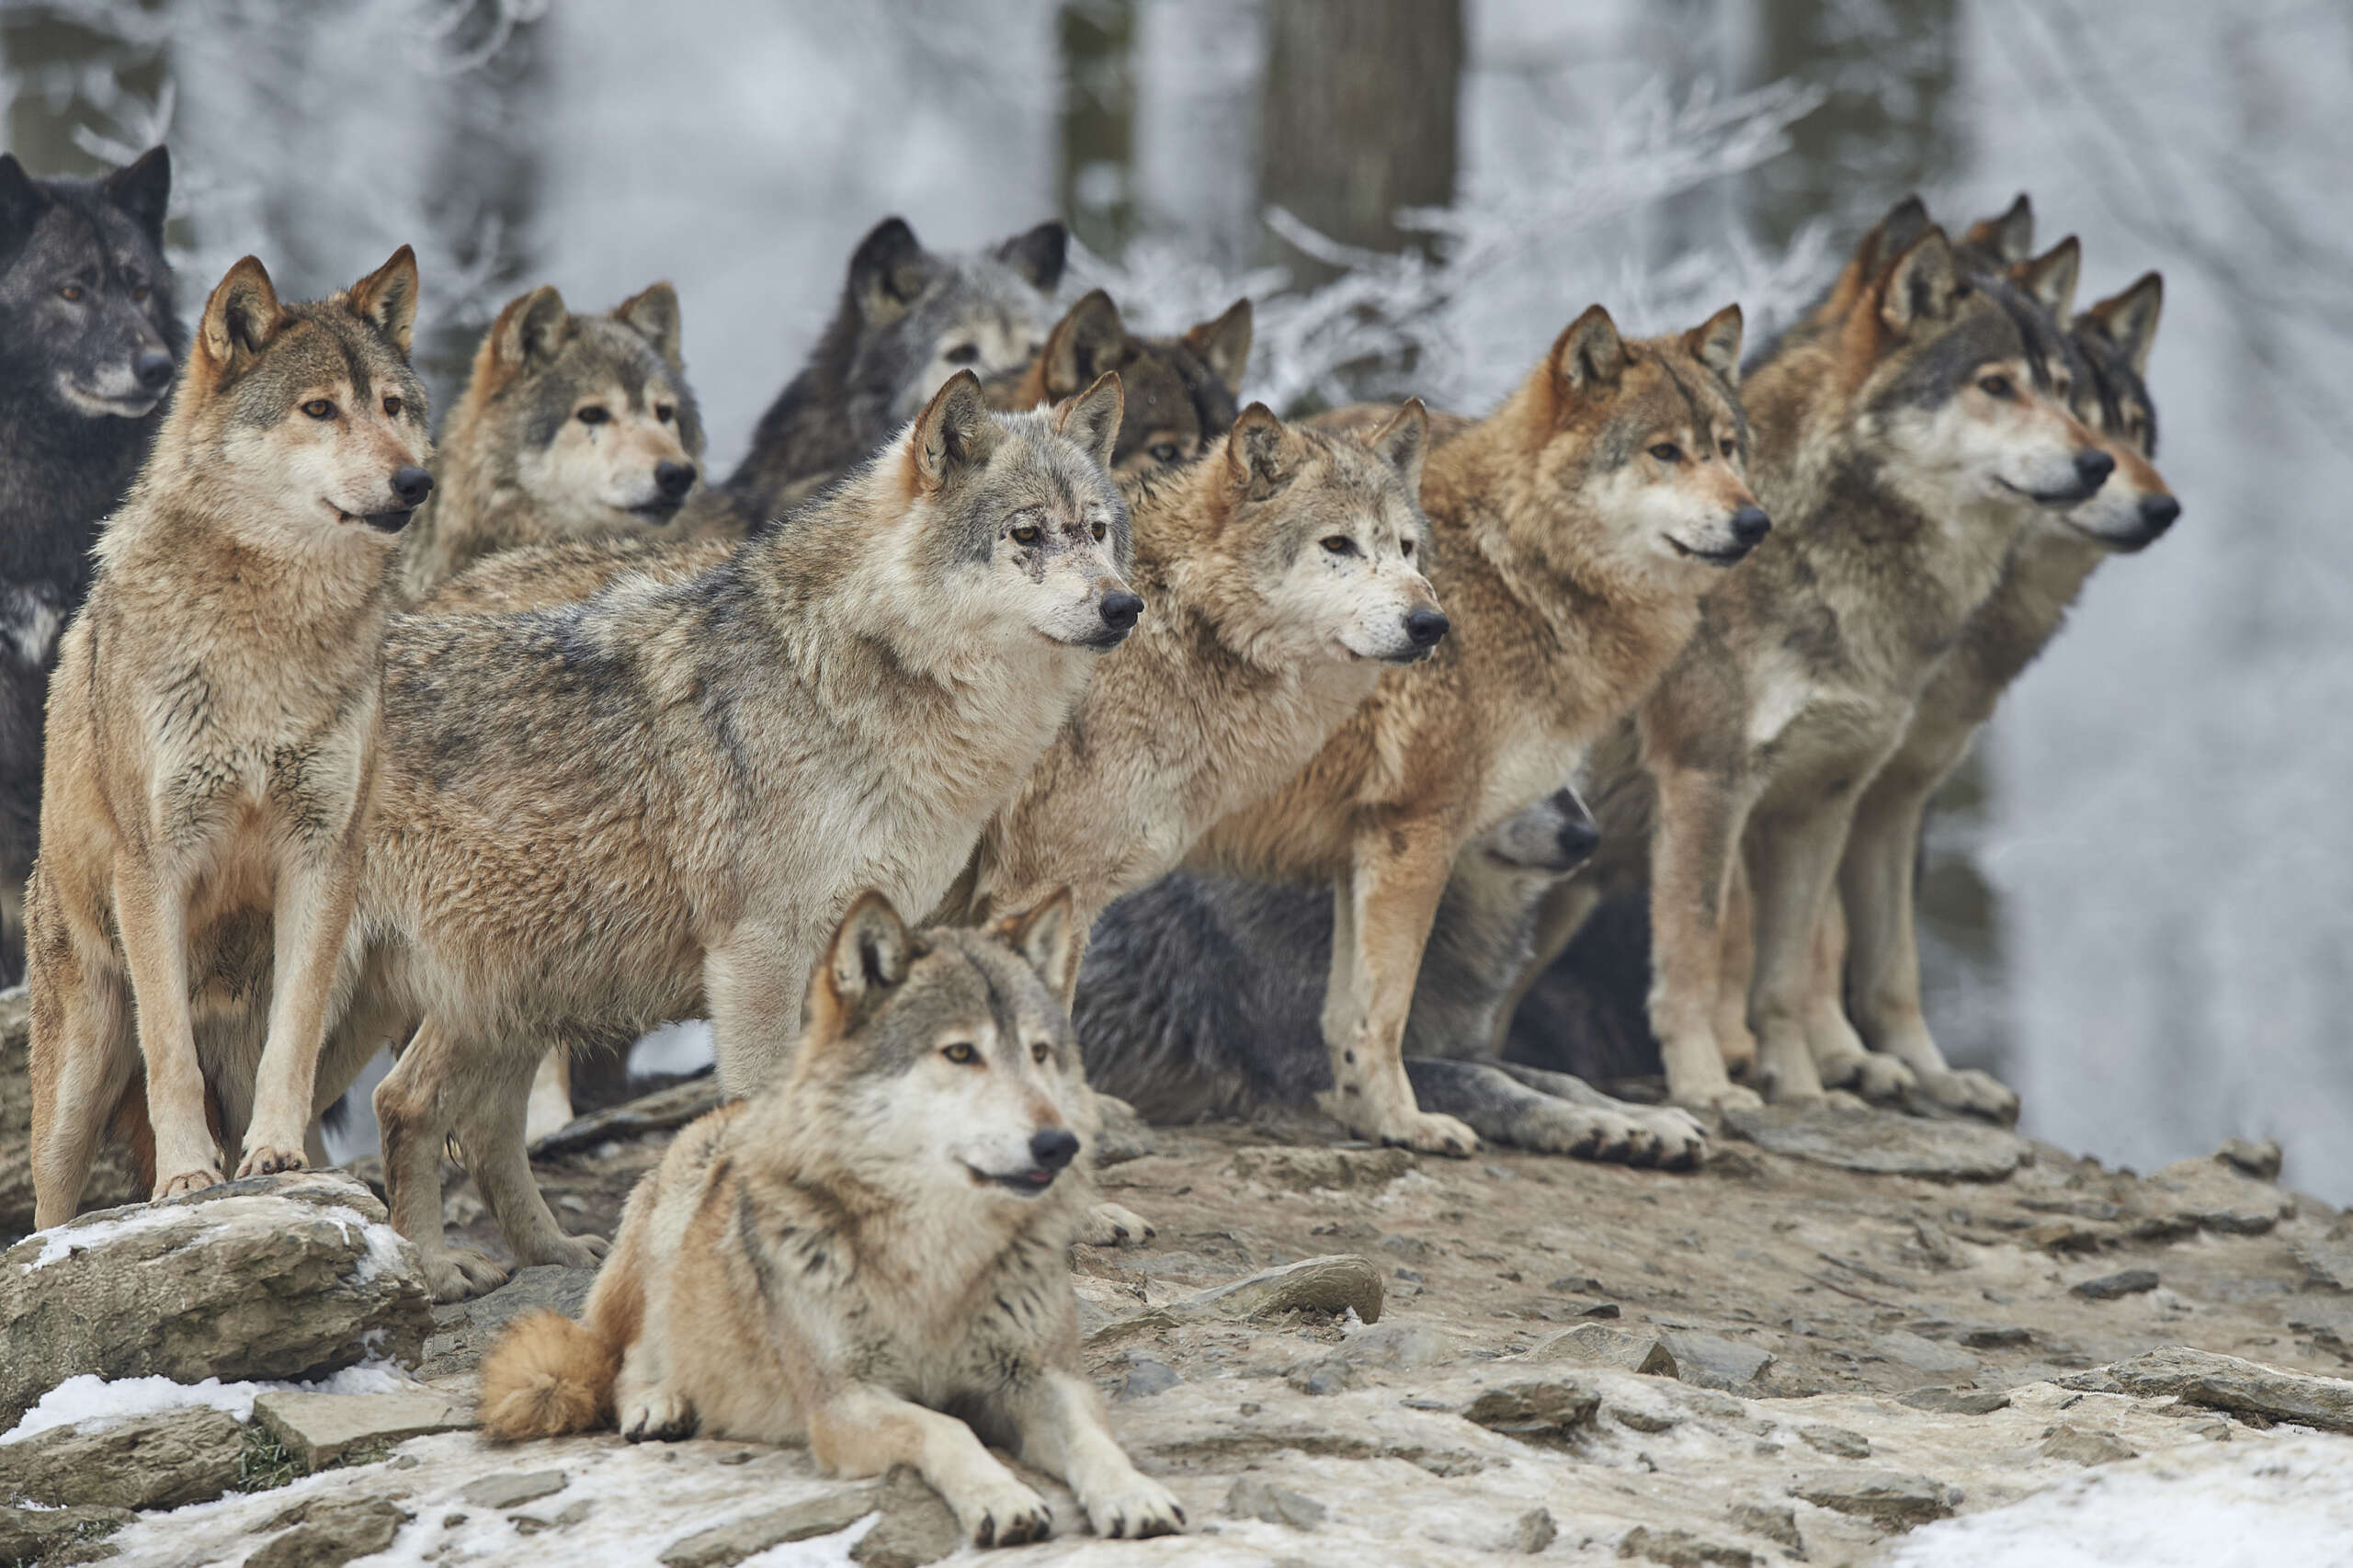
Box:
[5,0,2349,1195]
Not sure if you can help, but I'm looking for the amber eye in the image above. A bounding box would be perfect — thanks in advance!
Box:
[576,405,609,426]
[59,284,84,301]
[382,395,403,418]
[655,403,676,423]
[1149,442,1180,464]
[301,399,336,421]
[1719,437,1736,459]
[1978,374,2014,400]
[1321,535,1354,555]
[942,1042,978,1065]
[1030,1040,1051,1063]
[1090,519,1107,542]
[1010,523,1041,546]
[1649,443,1683,463]
[945,342,980,365]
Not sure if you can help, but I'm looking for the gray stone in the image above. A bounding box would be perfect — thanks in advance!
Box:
[661,1489,880,1568]
[0,1172,432,1427]
[1460,1378,1602,1441]
[460,1470,568,1509]
[0,1502,134,1563]
[1285,1358,1359,1395]
[1528,1323,1677,1376]
[1727,1503,1804,1556]
[1791,1470,1959,1528]
[248,1497,414,1568]
[531,1076,720,1157]
[1901,1386,2011,1415]
[1327,1320,1450,1371]
[1226,1476,1327,1529]
[1171,1255,1383,1324]
[2294,1233,2353,1291]
[1120,1358,1181,1399]
[252,1389,473,1471]
[421,1264,598,1377]
[849,1471,963,1568]
[2071,1267,2160,1301]
[0,993,141,1244]
[0,1405,246,1511]
[2040,1425,2138,1465]
[1661,1331,1774,1392]
[1619,1524,1757,1566]
[1796,1423,1870,1459]
[2142,1158,2293,1235]
[2062,1346,2353,1434]
[1510,1507,1558,1554]
[1872,1330,1981,1378]
[1229,1145,1416,1192]
[1609,1403,1679,1434]
[1722,1103,2027,1181]
[2215,1138,2283,1181]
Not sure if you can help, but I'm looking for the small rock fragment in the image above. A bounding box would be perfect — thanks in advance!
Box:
[1728,1503,1804,1557]
[2062,1346,2353,1434]
[1620,1524,1757,1566]
[0,1405,245,1511]
[2071,1268,2160,1301]
[2040,1425,2138,1465]
[1230,1146,1415,1192]
[252,1389,473,1471]
[248,1497,414,1568]
[1662,1332,1774,1393]
[1872,1330,1981,1378]
[1284,1358,1358,1396]
[1722,1103,2026,1181]
[0,1503,135,1564]
[1120,1358,1181,1400]
[1225,1477,1326,1530]
[1610,1403,1679,1434]
[1796,1423,1870,1459]
[1528,1322,1677,1376]
[2142,1158,2293,1235]
[1791,1471,1959,1528]
[1510,1507,1558,1554]
[1171,1255,1383,1324]
[1460,1378,1603,1441]
[2215,1137,2282,1181]
[1900,1386,2011,1415]
[460,1471,567,1510]
[660,1491,878,1568]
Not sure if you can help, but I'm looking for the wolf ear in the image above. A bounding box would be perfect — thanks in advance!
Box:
[911,369,1001,492]
[1224,403,1293,497]
[850,217,933,324]
[197,256,286,375]
[1683,303,1745,388]
[1043,290,1127,400]
[615,281,683,369]
[2083,271,2162,377]
[0,153,50,246]
[1877,230,1962,336]
[997,220,1069,291]
[488,285,569,383]
[99,145,171,245]
[820,892,914,1023]
[1185,298,1254,395]
[1363,398,1427,498]
[1054,370,1124,471]
[2009,236,2080,328]
[996,889,1080,1003]
[1552,304,1628,399]
[348,244,421,359]
[1964,193,2034,266]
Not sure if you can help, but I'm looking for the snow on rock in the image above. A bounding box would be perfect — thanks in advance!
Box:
[3,1365,421,1447]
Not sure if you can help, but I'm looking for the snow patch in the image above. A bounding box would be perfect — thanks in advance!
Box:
[19,1205,198,1271]
[630,1018,715,1080]
[1,1363,421,1446]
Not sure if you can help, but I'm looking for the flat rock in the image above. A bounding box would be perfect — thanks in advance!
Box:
[0,993,140,1244]
[1459,1377,1602,1441]
[0,1172,431,1427]
[1872,1329,1981,1378]
[1901,1386,2011,1415]
[2063,1346,2353,1434]
[252,1389,472,1471]
[2040,1424,2138,1464]
[0,1405,245,1511]
[1170,1254,1383,1324]
[1226,1475,1328,1529]
[1796,1422,1870,1459]
[1722,1103,2028,1181]
[530,1076,721,1158]
[247,1496,413,1568]
[1727,1503,1804,1555]
[459,1469,567,1509]
[2141,1157,2294,1235]
[1619,1524,1757,1566]
[1661,1331,1774,1392]
[2215,1137,2283,1180]
[0,1501,135,1562]
[2072,1267,2160,1301]
[1509,1507,1558,1553]
[1790,1469,1960,1528]
[421,1263,598,1378]
[1120,1358,1181,1399]
[1229,1145,1415,1192]
[660,1486,881,1568]
[2294,1233,2353,1291]
[1528,1322,1677,1376]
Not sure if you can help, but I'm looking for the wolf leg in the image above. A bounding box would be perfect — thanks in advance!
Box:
[1488,878,1604,1056]
[452,1043,608,1270]
[1712,861,1760,1079]
[1645,761,1763,1111]
[1742,791,1868,1106]
[373,1015,507,1301]
[1488,1061,1711,1169]
[613,1339,696,1443]
[1000,1368,1184,1540]
[1801,894,1908,1102]
[704,917,813,1097]
[1318,826,1476,1155]
[29,932,136,1228]
[524,1050,575,1144]
[110,857,222,1198]
[239,846,361,1177]
[809,1385,1052,1549]
[1405,1058,1650,1163]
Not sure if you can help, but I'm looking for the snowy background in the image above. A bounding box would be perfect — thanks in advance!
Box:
[5,0,2349,1196]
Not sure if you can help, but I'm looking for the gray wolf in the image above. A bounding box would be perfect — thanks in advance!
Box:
[1182,302,1765,1154]
[28,248,431,1222]
[348,370,1132,1300]
[1,146,181,986]
[478,892,1185,1546]
[397,281,705,597]
[1077,788,1708,1166]
[995,289,1253,475]
[722,216,1066,523]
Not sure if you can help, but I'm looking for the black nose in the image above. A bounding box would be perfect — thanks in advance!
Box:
[2138,494,2180,536]
[1556,812,1601,868]
[390,465,434,507]
[133,349,175,391]
[655,460,697,501]
[1029,1128,1079,1173]
[1731,505,1771,547]
[2074,449,2115,493]
[1404,607,1449,648]
[1099,591,1142,632]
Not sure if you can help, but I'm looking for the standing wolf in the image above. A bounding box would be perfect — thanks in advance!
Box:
[723,217,1066,523]
[28,249,431,1219]
[397,281,704,597]
[347,370,1132,1299]
[0,147,180,984]
[480,892,1186,1547]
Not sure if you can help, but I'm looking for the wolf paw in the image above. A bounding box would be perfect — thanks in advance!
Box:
[961,1480,1053,1548]
[422,1246,509,1303]
[621,1390,699,1444]
[1633,1106,1711,1170]
[1837,1052,1916,1104]
[1372,1108,1480,1158]
[525,1232,610,1269]
[1085,1475,1187,1539]
[1671,1081,1762,1114]
[235,1143,309,1179]
[153,1165,226,1201]
[1079,1201,1155,1247]
[1918,1067,2019,1124]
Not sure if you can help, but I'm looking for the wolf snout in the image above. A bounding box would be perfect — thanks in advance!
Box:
[391,465,435,507]
[1029,1127,1080,1173]
[133,348,176,392]
[1404,607,1449,651]
[1099,590,1143,635]
[1731,505,1771,548]
[655,460,698,503]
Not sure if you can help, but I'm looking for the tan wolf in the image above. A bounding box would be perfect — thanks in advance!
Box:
[28,249,431,1221]
[1184,303,1767,1153]
[396,281,706,598]
[477,892,1186,1547]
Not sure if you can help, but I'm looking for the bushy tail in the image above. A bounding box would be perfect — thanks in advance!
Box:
[479,1309,618,1440]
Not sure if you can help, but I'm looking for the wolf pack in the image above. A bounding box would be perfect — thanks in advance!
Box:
[1,143,2173,1547]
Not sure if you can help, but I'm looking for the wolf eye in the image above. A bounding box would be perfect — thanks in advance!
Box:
[1090,519,1107,542]
[1030,1040,1051,1064]
[576,405,609,426]
[942,1042,978,1065]
[945,343,980,365]
[382,395,403,418]
[1978,374,2014,399]
[301,399,336,421]
[131,285,150,302]
[1718,437,1737,459]
[60,284,85,301]
[1648,443,1683,463]
[1149,442,1181,464]
[1010,523,1041,546]
[655,403,676,424]
[1320,536,1355,556]
[1400,538,1415,558]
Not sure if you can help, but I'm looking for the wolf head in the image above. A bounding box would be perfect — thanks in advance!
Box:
[1504,303,1771,574]
[0,146,181,420]
[844,216,1067,426]
[1189,401,1446,664]
[1014,290,1253,474]
[2065,273,2175,552]
[893,368,1139,650]
[460,280,703,527]
[165,248,433,540]
[1481,784,1601,877]
[795,891,1095,1205]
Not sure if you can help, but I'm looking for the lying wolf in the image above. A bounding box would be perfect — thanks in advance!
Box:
[480,892,1184,1546]
[29,248,431,1220]
[397,281,705,597]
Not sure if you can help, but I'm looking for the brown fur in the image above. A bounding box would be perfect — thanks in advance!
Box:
[994,290,1253,474]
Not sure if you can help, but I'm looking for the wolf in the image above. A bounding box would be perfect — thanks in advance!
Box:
[723,216,1066,523]
[28,249,431,1220]
[396,281,705,597]
[478,892,1185,1546]
[340,370,1132,1300]
[995,289,1253,474]
[0,146,181,985]
[1180,303,1766,1153]
[1078,788,1708,1165]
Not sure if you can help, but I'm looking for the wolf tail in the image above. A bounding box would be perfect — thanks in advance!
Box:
[479,1309,619,1440]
